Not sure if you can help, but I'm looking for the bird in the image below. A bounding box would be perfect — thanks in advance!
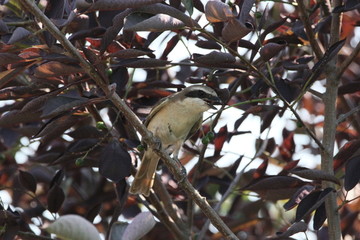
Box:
[129,85,222,196]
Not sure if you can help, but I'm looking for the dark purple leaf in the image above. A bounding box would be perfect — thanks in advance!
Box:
[18,170,37,193]
[49,169,65,189]
[344,155,360,191]
[295,188,334,222]
[99,140,131,182]
[86,203,102,223]
[47,184,65,213]
[334,140,360,171]
[313,203,326,230]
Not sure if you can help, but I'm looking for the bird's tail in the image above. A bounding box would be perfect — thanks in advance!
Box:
[129,150,159,196]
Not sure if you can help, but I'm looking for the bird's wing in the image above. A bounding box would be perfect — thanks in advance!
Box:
[186,116,203,140]
[144,94,176,127]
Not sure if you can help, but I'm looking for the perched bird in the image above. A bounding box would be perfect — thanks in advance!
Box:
[129,85,222,196]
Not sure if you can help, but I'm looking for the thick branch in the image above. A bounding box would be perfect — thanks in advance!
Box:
[21,0,238,239]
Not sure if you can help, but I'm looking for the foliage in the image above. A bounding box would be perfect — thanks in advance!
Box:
[0,0,360,239]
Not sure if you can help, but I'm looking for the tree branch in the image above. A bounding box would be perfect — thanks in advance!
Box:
[21,0,238,239]
[322,1,343,240]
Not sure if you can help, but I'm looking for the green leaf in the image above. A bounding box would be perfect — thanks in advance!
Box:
[182,0,194,16]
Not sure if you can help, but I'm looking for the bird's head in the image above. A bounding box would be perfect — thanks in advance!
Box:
[182,85,222,111]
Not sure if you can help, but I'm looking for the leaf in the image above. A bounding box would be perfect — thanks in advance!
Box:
[46,214,100,240]
[214,125,227,156]
[116,58,170,68]
[35,114,85,144]
[295,188,334,222]
[205,0,234,23]
[47,184,65,213]
[109,49,154,58]
[344,155,360,191]
[333,140,360,171]
[313,203,326,230]
[7,27,31,44]
[274,221,308,238]
[195,40,222,50]
[122,212,156,240]
[86,203,102,223]
[192,51,236,66]
[125,13,185,32]
[0,66,27,89]
[41,95,90,118]
[289,167,340,185]
[137,3,200,28]
[34,61,85,78]
[279,130,295,162]
[239,0,255,23]
[253,158,268,180]
[49,169,65,189]
[283,185,315,210]
[109,222,129,240]
[182,0,194,15]
[243,176,306,200]
[0,53,24,66]
[87,0,163,11]
[222,18,253,42]
[99,140,131,182]
[18,170,37,193]
[260,42,287,62]
[100,9,133,54]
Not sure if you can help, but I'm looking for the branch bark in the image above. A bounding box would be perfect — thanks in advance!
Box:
[322,1,343,240]
[21,0,238,239]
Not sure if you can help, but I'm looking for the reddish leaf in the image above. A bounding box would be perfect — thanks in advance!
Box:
[333,140,360,171]
[278,160,300,175]
[0,53,24,66]
[253,158,268,180]
[160,34,179,60]
[344,155,360,191]
[214,125,228,156]
[34,61,84,78]
[47,184,65,213]
[18,170,37,193]
[279,130,295,162]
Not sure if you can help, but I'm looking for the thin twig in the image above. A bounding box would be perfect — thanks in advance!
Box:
[336,40,360,80]
[296,0,324,59]
[21,1,238,239]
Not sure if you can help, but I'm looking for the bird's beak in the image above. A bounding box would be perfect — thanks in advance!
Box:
[207,96,222,110]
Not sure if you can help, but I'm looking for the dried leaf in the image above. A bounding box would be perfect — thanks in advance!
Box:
[18,170,37,193]
[46,214,100,240]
